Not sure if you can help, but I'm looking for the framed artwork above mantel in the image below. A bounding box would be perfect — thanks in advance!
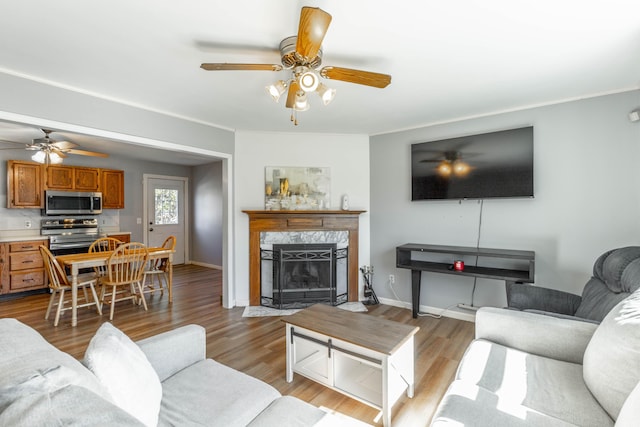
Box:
[264,166,330,210]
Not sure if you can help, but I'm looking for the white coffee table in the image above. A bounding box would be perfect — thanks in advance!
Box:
[283,304,419,426]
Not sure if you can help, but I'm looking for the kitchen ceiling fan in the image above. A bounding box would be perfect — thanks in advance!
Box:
[0,128,109,164]
[200,6,392,125]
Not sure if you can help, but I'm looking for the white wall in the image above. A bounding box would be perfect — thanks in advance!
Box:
[233,131,371,306]
[370,91,640,318]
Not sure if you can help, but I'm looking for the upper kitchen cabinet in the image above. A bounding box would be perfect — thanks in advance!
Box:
[46,165,100,191]
[101,168,124,209]
[7,160,44,208]
[7,160,125,210]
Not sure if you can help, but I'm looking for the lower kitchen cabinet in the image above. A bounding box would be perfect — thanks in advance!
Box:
[107,233,131,244]
[0,240,48,294]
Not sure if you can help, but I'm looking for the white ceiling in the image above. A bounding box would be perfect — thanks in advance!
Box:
[0,0,639,164]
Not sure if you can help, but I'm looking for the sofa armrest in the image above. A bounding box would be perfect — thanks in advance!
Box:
[475,307,598,364]
[136,324,206,382]
[506,282,582,315]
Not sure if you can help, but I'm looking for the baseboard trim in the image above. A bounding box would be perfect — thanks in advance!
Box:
[377,297,476,322]
[188,261,222,270]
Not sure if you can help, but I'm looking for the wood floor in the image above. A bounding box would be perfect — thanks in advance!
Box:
[0,264,475,426]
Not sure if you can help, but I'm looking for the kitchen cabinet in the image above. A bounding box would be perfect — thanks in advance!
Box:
[46,165,74,190]
[7,160,124,210]
[46,165,99,191]
[101,169,125,209]
[7,160,44,208]
[107,233,131,243]
[1,239,48,294]
[74,167,100,191]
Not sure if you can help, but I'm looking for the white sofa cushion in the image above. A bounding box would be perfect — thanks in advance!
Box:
[0,318,109,400]
[616,381,640,427]
[84,322,162,427]
[583,290,640,420]
[431,381,577,427]
[0,383,144,426]
[158,358,281,427]
[454,339,613,426]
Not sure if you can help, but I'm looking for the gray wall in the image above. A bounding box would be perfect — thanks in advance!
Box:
[190,161,223,267]
[0,73,234,155]
[370,90,640,316]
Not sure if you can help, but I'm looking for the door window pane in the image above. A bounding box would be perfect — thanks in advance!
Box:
[154,189,179,224]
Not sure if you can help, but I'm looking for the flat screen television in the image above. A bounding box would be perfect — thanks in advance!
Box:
[411,126,534,200]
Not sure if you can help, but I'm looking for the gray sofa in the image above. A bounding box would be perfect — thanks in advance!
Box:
[430,290,640,426]
[507,246,640,323]
[0,319,363,426]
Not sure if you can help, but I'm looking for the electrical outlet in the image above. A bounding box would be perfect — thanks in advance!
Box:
[389,274,395,284]
[24,220,31,229]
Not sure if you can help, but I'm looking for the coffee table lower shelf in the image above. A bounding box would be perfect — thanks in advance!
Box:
[284,324,415,426]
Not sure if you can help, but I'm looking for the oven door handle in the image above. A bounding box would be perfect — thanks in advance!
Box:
[49,242,93,250]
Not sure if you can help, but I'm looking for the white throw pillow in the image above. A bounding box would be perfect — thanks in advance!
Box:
[84,322,162,427]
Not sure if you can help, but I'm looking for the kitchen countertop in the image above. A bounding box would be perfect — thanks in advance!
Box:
[0,234,50,243]
[0,230,130,243]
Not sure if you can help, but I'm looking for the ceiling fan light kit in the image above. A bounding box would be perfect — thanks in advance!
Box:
[200,6,391,125]
[32,150,63,165]
[265,80,288,102]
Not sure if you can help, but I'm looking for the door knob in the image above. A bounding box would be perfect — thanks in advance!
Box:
[149,228,154,232]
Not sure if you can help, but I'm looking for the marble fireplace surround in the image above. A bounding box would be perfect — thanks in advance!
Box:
[243,210,365,306]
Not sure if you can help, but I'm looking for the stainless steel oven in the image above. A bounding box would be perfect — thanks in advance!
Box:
[41,218,104,255]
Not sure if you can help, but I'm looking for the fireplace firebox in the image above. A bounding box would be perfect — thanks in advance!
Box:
[261,243,348,309]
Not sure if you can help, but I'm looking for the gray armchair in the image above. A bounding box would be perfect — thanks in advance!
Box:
[507,246,640,323]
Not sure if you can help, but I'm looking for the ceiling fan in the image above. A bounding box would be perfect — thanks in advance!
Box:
[0,128,108,164]
[200,6,392,125]
[420,151,473,177]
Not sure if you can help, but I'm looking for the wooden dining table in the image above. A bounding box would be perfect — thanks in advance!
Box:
[56,247,174,327]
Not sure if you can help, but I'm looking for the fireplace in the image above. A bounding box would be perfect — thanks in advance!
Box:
[261,243,348,309]
[243,210,365,306]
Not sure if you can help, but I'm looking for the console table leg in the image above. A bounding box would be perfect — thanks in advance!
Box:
[411,270,421,318]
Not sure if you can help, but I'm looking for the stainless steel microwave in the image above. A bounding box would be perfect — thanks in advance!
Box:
[44,191,103,215]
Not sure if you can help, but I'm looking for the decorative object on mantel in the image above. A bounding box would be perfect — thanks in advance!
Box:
[341,194,349,210]
[265,166,330,210]
[242,301,367,317]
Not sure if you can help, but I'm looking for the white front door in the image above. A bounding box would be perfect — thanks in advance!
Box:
[146,177,186,264]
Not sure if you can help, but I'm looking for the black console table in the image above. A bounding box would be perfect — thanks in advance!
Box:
[396,244,535,318]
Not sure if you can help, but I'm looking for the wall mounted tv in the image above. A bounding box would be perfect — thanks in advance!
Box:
[411,126,534,201]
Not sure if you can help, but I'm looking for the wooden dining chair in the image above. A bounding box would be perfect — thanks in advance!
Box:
[89,237,123,277]
[40,245,102,326]
[99,242,149,320]
[141,235,176,300]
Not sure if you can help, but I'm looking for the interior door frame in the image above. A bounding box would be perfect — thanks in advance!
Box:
[143,174,189,263]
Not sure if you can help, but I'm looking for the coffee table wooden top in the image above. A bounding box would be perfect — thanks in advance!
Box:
[283,304,419,355]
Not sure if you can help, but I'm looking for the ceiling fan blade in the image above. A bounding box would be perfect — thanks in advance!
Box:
[51,140,78,150]
[200,63,283,71]
[296,7,332,62]
[285,81,300,109]
[320,66,391,88]
[65,149,109,158]
[50,147,68,158]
